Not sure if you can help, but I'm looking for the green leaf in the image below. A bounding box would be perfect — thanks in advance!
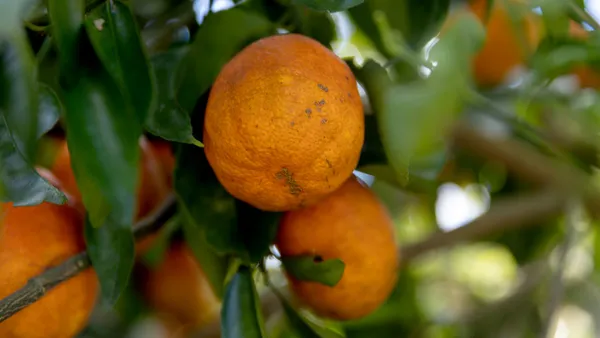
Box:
[145,47,199,144]
[84,217,135,306]
[84,0,156,124]
[175,143,279,263]
[275,290,321,338]
[0,117,66,205]
[358,114,387,167]
[359,0,449,49]
[176,8,275,112]
[174,143,240,255]
[354,14,484,186]
[281,255,345,287]
[292,0,363,12]
[0,4,65,206]
[221,266,266,338]
[47,0,85,84]
[181,208,229,299]
[236,201,282,263]
[0,25,38,161]
[140,215,182,268]
[290,5,336,47]
[37,83,62,138]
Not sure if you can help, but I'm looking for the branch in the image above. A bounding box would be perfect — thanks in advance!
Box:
[400,188,565,261]
[0,194,177,323]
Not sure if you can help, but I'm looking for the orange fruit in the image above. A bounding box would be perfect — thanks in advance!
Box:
[568,21,600,89]
[51,135,171,221]
[203,33,365,212]
[136,242,221,336]
[0,169,98,338]
[276,175,399,320]
[468,0,541,87]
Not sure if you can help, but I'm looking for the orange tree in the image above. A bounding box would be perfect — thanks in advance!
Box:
[2,0,600,337]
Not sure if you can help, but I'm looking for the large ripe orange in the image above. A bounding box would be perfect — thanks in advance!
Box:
[276,175,399,320]
[203,33,365,212]
[468,0,541,87]
[0,170,98,338]
[136,242,221,336]
[51,135,171,221]
[568,21,600,89]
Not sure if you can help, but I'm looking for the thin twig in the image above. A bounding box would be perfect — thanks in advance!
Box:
[0,194,177,323]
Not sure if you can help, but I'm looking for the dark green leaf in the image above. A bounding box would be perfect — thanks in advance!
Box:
[61,68,140,229]
[59,63,140,305]
[358,114,387,167]
[84,217,135,306]
[37,83,61,138]
[0,116,66,205]
[145,47,200,145]
[221,266,266,338]
[0,3,65,205]
[84,0,156,124]
[347,4,388,58]
[292,0,363,12]
[237,201,282,263]
[140,215,182,268]
[275,290,320,338]
[174,143,241,255]
[0,26,38,161]
[290,6,336,47]
[48,0,85,84]
[237,0,288,22]
[355,0,449,50]
[281,255,345,287]
[176,8,275,112]
[181,208,230,299]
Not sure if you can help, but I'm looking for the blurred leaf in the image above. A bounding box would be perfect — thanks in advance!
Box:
[537,0,570,39]
[237,200,282,263]
[84,0,156,124]
[146,47,200,144]
[181,208,229,299]
[531,38,600,81]
[281,255,345,287]
[140,215,182,268]
[354,14,483,187]
[48,0,85,85]
[290,5,336,47]
[85,217,135,306]
[37,83,61,138]
[174,143,241,255]
[222,266,266,338]
[176,8,275,112]
[292,0,363,12]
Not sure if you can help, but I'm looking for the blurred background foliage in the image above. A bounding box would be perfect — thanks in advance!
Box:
[4,0,600,337]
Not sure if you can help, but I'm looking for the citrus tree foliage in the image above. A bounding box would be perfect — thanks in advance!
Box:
[2,0,600,337]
